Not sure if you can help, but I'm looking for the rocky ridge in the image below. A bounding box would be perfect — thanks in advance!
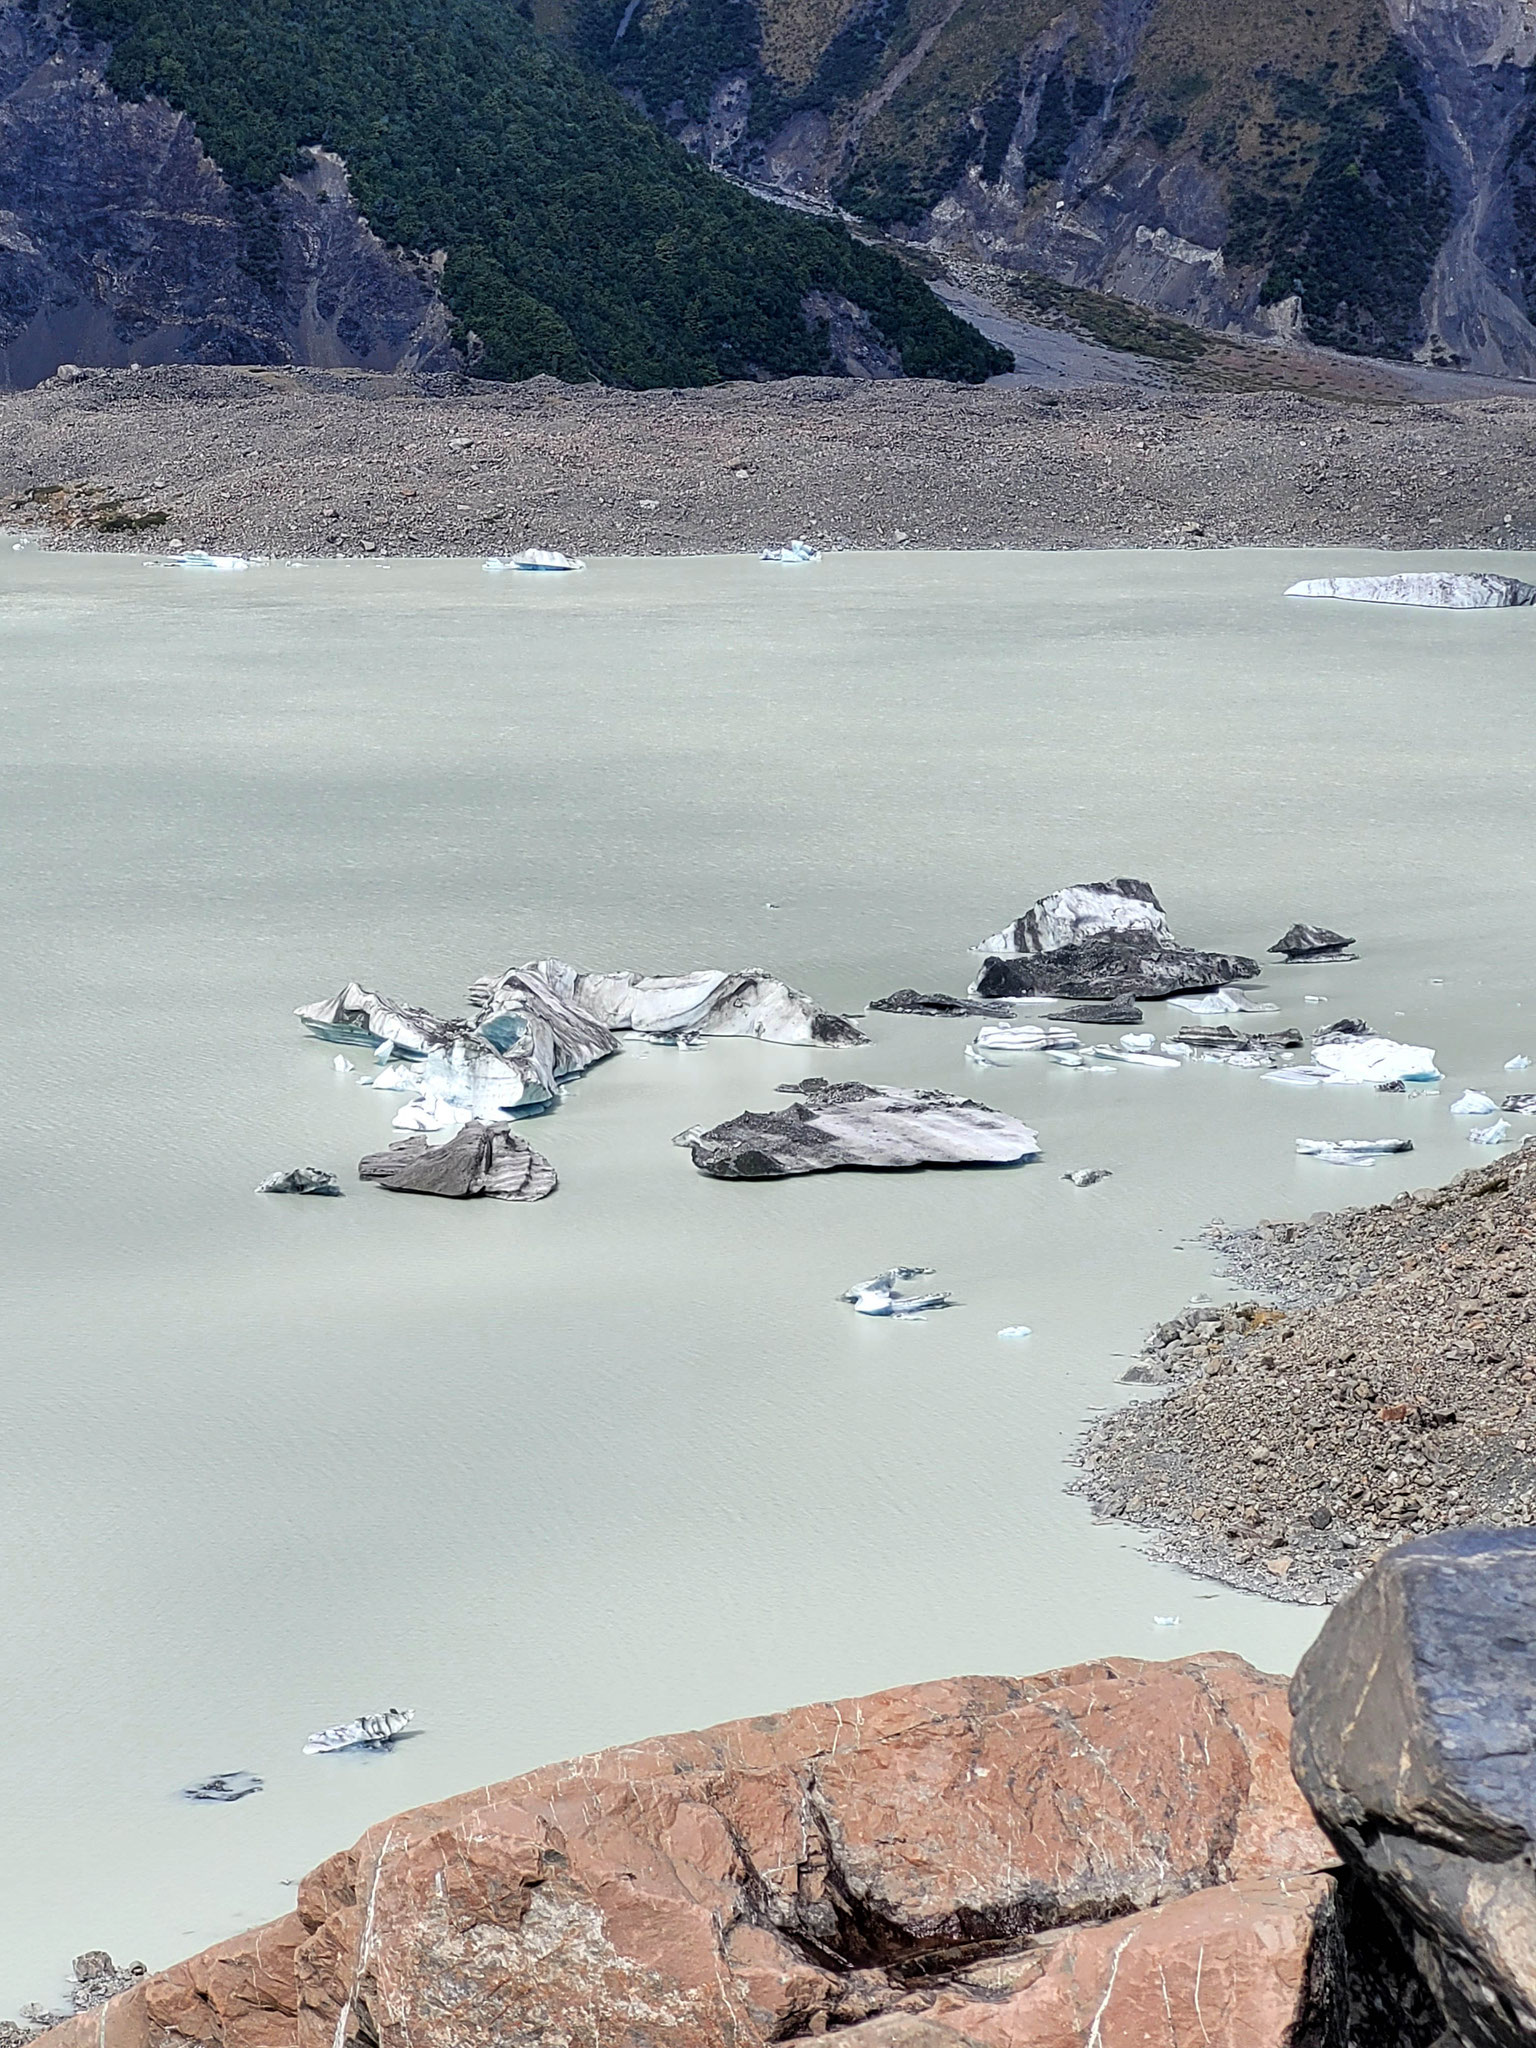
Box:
[1079,1143,1536,1604]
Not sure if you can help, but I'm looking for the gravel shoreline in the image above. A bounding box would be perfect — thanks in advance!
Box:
[4,364,1536,558]
[1078,1145,1536,1605]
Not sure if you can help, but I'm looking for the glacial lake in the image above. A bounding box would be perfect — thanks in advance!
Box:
[4,544,1535,2003]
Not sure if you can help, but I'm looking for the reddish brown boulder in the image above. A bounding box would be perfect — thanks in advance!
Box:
[36,1654,1336,2048]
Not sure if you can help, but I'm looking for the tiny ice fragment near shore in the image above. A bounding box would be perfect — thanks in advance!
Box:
[1451,1090,1500,1115]
[1470,1120,1512,1146]
[304,1707,414,1754]
[164,550,248,570]
[762,539,819,563]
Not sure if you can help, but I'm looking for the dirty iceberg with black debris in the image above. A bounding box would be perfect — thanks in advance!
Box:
[256,1167,342,1196]
[684,1078,1040,1179]
[1285,572,1536,607]
[969,878,1259,1001]
[358,1120,557,1200]
[1270,923,1357,961]
[501,960,867,1046]
[303,1707,414,1755]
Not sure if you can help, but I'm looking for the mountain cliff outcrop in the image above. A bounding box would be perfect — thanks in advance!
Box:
[569,0,1536,377]
[0,0,1005,388]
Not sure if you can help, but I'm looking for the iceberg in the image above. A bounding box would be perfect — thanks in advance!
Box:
[513,549,582,571]
[1313,1037,1440,1085]
[1063,1168,1112,1186]
[1269,922,1356,961]
[684,1078,1040,1178]
[359,1120,557,1200]
[1285,573,1536,608]
[839,1267,951,1316]
[163,550,249,571]
[761,540,819,563]
[971,878,1258,1001]
[1295,1137,1413,1160]
[303,1707,414,1755]
[506,960,866,1047]
[1450,1090,1500,1116]
[1470,1120,1513,1145]
[1168,987,1277,1014]
[256,1166,342,1196]
[183,1772,263,1802]
[970,1023,1080,1055]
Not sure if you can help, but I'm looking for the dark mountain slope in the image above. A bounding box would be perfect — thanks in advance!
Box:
[0,0,1007,387]
[564,0,1536,378]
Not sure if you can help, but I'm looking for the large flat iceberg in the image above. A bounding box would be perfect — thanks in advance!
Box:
[1285,573,1536,608]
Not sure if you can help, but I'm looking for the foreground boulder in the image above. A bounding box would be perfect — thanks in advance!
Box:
[971,879,1258,1002]
[683,1078,1040,1177]
[1291,1526,1536,2048]
[34,1655,1339,2048]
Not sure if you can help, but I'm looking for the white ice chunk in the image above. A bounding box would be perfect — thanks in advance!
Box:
[513,548,582,571]
[1450,1089,1500,1115]
[1470,1120,1513,1146]
[1265,1067,1330,1086]
[1314,1037,1440,1085]
[997,1326,1032,1339]
[164,550,249,570]
[1168,986,1278,1014]
[761,539,820,563]
[1119,1033,1156,1051]
[303,1707,414,1755]
[1296,1138,1413,1161]
[840,1267,951,1316]
[369,1061,424,1092]
[972,1023,1080,1054]
[1506,1055,1531,1071]
[1286,572,1536,608]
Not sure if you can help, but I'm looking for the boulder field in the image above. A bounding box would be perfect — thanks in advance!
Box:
[40,1527,1536,2048]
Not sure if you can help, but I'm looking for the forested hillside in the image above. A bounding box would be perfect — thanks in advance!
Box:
[3,0,1007,386]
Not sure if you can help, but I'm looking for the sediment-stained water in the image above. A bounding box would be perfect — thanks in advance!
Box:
[3,545,1534,2004]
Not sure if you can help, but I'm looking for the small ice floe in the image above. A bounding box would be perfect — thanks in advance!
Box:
[304,1707,414,1755]
[1296,1138,1413,1164]
[1270,923,1357,962]
[368,1061,422,1093]
[840,1267,952,1316]
[1152,1616,1181,1628]
[1314,1037,1440,1086]
[1168,986,1277,1015]
[1047,1049,1086,1067]
[256,1167,342,1196]
[511,548,582,571]
[1504,1094,1536,1114]
[163,550,249,570]
[1096,1047,1182,1069]
[1265,1066,1330,1086]
[332,1054,354,1073]
[1470,1120,1513,1146]
[1285,572,1536,608]
[1119,1033,1155,1051]
[1063,1168,1112,1186]
[1451,1090,1500,1116]
[1506,1055,1532,1071]
[997,1325,1032,1340]
[1304,994,1327,1004]
[761,539,819,563]
[183,1771,263,1803]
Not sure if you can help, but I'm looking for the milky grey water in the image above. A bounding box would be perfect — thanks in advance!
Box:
[4,544,1535,2003]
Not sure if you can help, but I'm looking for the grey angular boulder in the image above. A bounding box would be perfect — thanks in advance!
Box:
[358,1120,557,1199]
[684,1078,1040,1179]
[1286,573,1536,608]
[1290,1527,1536,2048]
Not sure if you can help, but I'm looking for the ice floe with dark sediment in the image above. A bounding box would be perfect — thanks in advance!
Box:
[1285,572,1536,608]
[683,1079,1040,1179]
[507,960,866,1046]
[358,1120,557,1200]
[970,878,1258,1001]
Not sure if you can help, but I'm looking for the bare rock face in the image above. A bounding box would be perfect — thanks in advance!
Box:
[1291,1526,1536,2048]
[0,6,457,387]
[685,1078,1040,1177]
[31,1654,1340,2048]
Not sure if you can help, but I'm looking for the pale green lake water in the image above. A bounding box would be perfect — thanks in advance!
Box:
[3,545,1533,2003]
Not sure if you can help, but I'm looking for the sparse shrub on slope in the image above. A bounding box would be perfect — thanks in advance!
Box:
[65,0,1007,385]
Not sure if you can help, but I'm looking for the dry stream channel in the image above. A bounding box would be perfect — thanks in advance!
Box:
[3,544,1533,2005]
